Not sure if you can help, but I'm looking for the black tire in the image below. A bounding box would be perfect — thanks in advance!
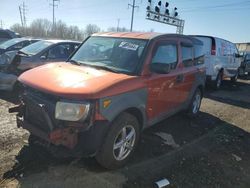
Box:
[230,71,238,83]
[187,88,202,118]
[213,72,223,90]
[95,112,140,169]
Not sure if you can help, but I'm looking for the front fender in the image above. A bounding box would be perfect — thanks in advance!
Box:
[99,88,148,126]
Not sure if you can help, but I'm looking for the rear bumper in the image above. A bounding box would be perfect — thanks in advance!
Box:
[0,72,17,90]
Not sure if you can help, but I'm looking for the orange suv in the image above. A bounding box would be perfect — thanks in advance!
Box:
[10,32,206,169]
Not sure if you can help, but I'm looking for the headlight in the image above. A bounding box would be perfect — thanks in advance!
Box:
[55,101,90,121]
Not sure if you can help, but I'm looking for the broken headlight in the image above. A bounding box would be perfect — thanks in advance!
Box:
[55,101,90,121]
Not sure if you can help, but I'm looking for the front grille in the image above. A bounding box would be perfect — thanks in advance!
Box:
[23,88,61,133]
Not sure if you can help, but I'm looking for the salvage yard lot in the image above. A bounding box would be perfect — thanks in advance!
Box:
[0,78,250,188]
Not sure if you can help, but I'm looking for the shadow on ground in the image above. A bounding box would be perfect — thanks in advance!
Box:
[204,79,250,109]
[3,111,250,188]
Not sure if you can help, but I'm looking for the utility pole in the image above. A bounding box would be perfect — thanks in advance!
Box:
[19,2,27,27]
[50,0,60,28]
[22,2,27,27]
[128,0,139,32]
[117,18,120,32]
[19,6,23,27]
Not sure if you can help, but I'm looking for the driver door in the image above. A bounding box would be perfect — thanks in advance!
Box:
[146,40,183,122]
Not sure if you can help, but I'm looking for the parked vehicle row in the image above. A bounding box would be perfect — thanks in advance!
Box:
[192,35,241,89]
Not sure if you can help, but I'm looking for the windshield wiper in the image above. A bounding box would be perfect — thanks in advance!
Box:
[69,60,119,73]
[68,59,82,65]
[89,64,119,73]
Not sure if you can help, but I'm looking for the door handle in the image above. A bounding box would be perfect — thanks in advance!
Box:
[176,74,184,83]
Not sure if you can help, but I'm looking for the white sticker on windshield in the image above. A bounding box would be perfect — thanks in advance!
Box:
[119,42,139,51]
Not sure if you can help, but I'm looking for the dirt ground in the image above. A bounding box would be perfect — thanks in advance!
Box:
[0,77,250,188]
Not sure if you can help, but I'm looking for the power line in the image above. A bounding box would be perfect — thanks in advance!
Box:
[180,0,250,12]
[128,0,139,32]
[50,0,60,28]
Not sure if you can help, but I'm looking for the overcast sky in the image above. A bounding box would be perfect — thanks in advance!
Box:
[0,0,250,42]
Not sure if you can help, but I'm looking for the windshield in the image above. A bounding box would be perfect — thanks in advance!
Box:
[19,40,53,56]
[0,38,24,49]
[70,36,147,74]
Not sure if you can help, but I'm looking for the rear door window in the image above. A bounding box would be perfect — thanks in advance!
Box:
[47,44,72,59]
[181,43,193,67]
[152,43,178,70]
[194,44,205,65]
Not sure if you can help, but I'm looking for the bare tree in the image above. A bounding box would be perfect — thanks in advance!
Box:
[84,24,100,37]
[10,19,85,40]
[10,23,25,35]
[29,19,52,38]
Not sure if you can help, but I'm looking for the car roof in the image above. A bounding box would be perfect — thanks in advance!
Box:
[92,32,198,44]
[92,32,198,41]
[190,35,234,44]
[43,39,81,44]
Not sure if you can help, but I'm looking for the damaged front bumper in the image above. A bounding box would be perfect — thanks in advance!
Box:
[9,98,110,156]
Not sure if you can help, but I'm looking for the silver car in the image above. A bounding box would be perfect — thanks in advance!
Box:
[0,40,80,91]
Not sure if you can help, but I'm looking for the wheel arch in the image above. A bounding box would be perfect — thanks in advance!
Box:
[124,107,144,131]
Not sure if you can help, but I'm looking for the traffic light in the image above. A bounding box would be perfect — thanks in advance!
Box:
[155,6,160,13]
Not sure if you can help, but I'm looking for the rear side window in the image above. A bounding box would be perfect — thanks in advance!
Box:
[0,31,11,39]
[152,44,178,70]
[181,44,193,67]
[194,44,205,65]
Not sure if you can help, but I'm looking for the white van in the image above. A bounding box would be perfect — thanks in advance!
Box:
[192,35,241,89]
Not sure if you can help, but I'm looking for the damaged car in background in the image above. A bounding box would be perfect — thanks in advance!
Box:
[0,40,80,91]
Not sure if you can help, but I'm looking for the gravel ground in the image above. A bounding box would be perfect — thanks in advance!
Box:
[0,77,250,188]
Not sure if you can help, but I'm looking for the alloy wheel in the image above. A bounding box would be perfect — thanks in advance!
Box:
[113,125,136,161]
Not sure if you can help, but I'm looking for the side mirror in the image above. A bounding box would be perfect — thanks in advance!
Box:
[150,63,171,74]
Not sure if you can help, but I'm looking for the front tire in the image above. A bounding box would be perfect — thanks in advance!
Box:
[95,112,140,169]
[230,71,238,83]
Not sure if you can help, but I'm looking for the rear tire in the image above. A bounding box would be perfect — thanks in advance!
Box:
[213,72,223,90]
[95,112,140,169]
[230,71,238,83]
[187,88,202,118]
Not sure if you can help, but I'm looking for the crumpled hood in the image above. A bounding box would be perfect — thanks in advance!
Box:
[18,62,138,99]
